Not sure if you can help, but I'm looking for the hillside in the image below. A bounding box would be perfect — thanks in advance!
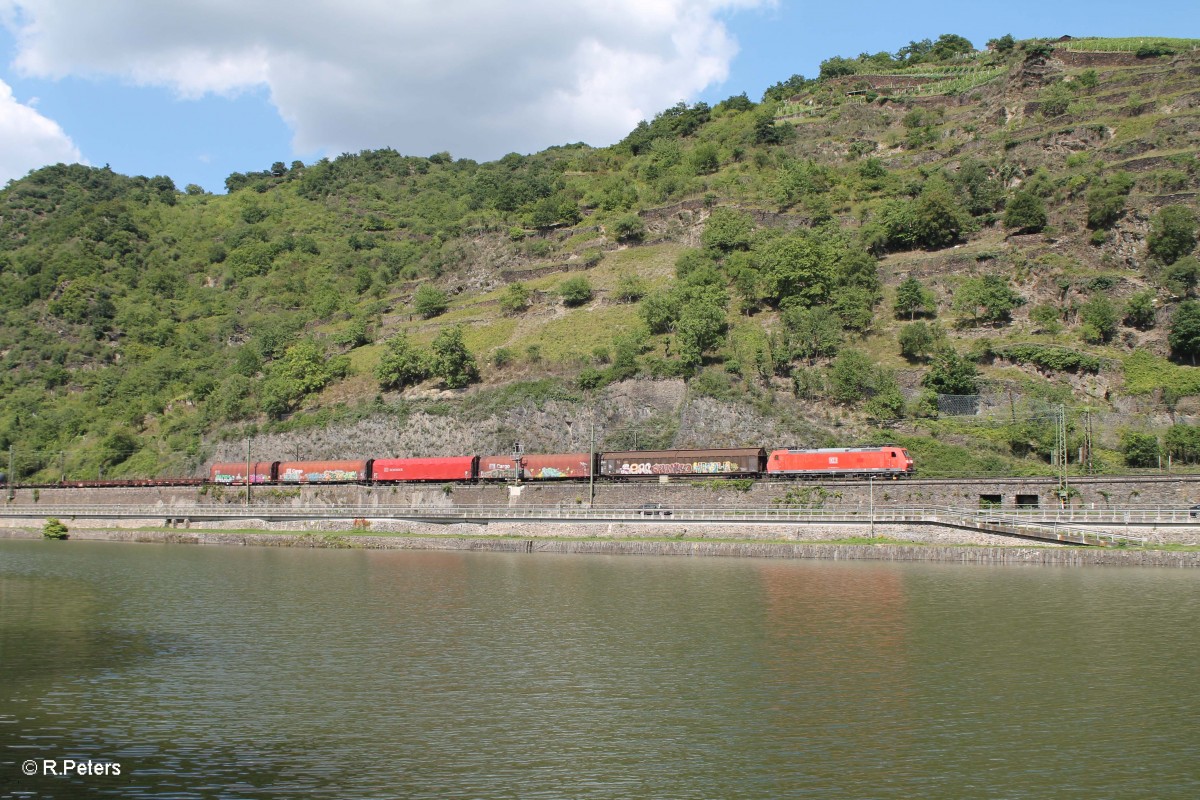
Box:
[2,34,1199,481]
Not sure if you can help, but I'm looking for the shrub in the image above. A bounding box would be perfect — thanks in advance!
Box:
[1168,301,1200,364]
[997,344,1103,373]
[1148,206,1197,265]
[412,285,449,319]
[1079,295,1118,343]
[1124,290,1157,330]
[615,274,646,303]
[611,214,647,243]
[499,282,531,315]
[42,518,69,540]
[558,275,593,307]
[1003,191,1047,233]
[1121,431,1160,467]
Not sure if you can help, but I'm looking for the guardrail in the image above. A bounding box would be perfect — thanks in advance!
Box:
[0,503,1164,546]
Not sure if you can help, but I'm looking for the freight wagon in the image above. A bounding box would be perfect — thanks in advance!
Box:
[210,461,279,484]
[599,448,766,478]
[372,456,477,482]
[766,446,913,478]
[478,453,593,480]
[277,460,371,484]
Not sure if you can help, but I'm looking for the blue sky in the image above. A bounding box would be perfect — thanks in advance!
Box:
[0,0,1194,193]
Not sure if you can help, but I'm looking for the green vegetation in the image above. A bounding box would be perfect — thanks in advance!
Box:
[42,518,69,540]
[1,33,1199,482]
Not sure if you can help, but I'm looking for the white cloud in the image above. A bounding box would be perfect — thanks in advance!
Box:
[0,0,770,161]
[0,77,83,184]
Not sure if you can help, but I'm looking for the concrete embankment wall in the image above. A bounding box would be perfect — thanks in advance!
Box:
[3,527,1197,567]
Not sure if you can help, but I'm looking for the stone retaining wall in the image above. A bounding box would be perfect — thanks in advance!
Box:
[2,527,1195,567]
[12,474,1200,511]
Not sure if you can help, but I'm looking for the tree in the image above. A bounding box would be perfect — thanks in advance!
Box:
[911,180,966,249]
[899,321,944,361]
[1004,191,1048,233]
[828,349,876,403]
[1165,424,1200,464]
[987,34,1016,53]
[559,275,593,307]
[752,231,838,307]
[928,34,975,61]
[689,142,720,175]
[611,214,647,243]
[955,274,1022,326]
[701,208,755,252]
[1121,431,1160,468]
[818,56,859,79]
[1148,205,1197,265]
[429,325,478,389]
[375,332,428,390]
[640,289,677,334]
[922,348,978,395]
[894,276,935,320]
[412,284,449,319]
[675,291,727,371]
[781,306,842,364]
[1168,301,1200,364]
[832,287,876,332]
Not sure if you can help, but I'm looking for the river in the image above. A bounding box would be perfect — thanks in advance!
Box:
[1,539,1197,799]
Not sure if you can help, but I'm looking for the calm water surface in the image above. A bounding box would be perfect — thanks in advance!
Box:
[1,539,1197,799]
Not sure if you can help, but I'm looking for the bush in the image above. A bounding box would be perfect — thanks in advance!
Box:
[1003,191,1048,233]
[1079,295,1118,343]
[615,274,646,303]
[558,276,593,307]
[499,282,531,315]
[996,344,1103,373]
[1148,206,1197,265]
[412,285,449,319]
[1121,431,1160,467]
[43,518,69,540]
[611,214,647,243]
[1124,290,1157,330]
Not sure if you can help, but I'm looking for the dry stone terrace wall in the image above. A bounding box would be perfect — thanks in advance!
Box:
[10,474,1200,510]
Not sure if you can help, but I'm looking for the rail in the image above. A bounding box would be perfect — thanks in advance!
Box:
[0,503,1168,547]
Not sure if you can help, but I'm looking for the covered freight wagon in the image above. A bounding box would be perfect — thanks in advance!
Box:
[277,460,370,484]
[766,446,913,477]
[599,448,765,478]
[371,456,477,482]
[478,453,592,480]
[209,461,278,484]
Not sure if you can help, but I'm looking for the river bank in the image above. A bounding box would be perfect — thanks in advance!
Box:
[3,526,1197,567]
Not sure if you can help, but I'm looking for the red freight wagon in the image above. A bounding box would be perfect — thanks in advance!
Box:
[478,453,592,481]
[766,446,914,477]
[371,456,477,482]
[599,448,765,478]
[277,460,370,484]
[210,461,279,485]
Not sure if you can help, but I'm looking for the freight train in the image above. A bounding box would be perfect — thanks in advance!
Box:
[208,445,914,485]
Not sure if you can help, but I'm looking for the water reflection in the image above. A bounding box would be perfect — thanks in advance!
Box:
[1,541,1197,799]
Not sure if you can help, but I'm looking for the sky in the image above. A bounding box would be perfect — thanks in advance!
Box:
[0,0,1195,193]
